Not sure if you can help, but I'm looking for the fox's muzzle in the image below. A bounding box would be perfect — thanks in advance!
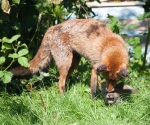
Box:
[106,79,117,92]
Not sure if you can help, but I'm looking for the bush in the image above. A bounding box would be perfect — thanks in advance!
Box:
[0,0,149,91]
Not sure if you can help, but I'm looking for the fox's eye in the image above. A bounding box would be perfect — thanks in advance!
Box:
[118,68,128,78]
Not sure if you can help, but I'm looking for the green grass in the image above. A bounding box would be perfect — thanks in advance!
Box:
[0,76,150,125]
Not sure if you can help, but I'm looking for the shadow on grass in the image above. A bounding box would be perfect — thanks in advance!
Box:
[95,82,138,105]
[0,73,138,107]
[0,62,58,95]
[0,58,138,107]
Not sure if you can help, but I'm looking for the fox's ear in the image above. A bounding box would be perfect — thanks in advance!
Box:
[118,68,128,78]
[97,64,107,73]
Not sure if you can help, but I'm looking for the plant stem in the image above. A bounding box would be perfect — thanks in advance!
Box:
[141,27,150,70]
[39,93,46,111]
[4,59,15,71]
[28,13,42,49]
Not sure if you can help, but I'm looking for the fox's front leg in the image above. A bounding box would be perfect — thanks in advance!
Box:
[90,68,98,98]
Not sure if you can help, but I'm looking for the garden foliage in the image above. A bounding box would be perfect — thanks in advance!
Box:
[0,0,149,91]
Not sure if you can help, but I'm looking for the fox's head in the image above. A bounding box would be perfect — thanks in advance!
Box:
[97,47,129,92]
[97,63,128,92]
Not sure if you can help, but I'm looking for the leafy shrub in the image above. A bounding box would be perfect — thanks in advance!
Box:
[0,34,29,83]
[0,0,149,92]
[107,13,150,77]
[0,0,98,91]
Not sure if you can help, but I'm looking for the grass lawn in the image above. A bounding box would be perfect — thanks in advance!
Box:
[0,75,150,125]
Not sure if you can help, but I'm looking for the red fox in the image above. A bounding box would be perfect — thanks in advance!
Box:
[9,19,129,98]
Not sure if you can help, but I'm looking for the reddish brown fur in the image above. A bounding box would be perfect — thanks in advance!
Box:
[9,19,129,97]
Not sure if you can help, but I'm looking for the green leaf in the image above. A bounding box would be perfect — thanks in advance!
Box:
[138,58,143,66]
[2,43,12,50]
[54,5,62,17]
[96,0,101,3]
[128,38,134,44]
[145,12,150,18]
[18,57,29,67]
[10,34,20,43]
[42,2,48,7]
[0,56,5,65]
[137,13,145,20]
[133,46,142,58]
[2,37,10,43]
[20,43,28,48]
[134,37,141,45]
[1,0,11,14]
[137,12,150,20]
[12,0,20,4]
[107,14,114,20]
[12,25,19,30]
[0,71,4,77]
[18,49,29,56]
[128,24,137,30]
[1,71,13,84]
[8,53,19,58]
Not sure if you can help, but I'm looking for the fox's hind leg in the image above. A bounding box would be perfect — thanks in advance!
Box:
[56,53,73,94]
[57,52,80,94]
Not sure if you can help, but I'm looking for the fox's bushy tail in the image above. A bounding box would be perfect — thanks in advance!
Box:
[9,37,52,76]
